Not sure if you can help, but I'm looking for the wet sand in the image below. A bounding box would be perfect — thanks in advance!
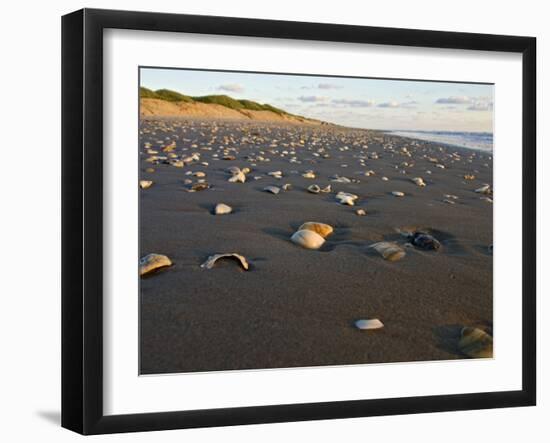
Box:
[139,118,493,374]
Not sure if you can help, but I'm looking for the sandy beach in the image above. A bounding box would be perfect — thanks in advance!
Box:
[139,118,493,375]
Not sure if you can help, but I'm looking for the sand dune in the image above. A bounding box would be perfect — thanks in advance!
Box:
[140,98,325,124]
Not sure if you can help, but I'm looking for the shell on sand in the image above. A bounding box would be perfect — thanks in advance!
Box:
[355,318,384,330]
[264,185,280,195]
[187,183,210,192]
[302,171,316,179]
[321,184,332,193]
[139,180,153,189]
[391,191,405,197]
[411,177,426,187]
[458,327,493,358]
[214,203,232,215]
[298,222,333,238]
[290,229,326,250]
[475,184,491,194]
[139,253,172,277]
[200,253,249,270]
[336,191,358,206]
[282,183,292,191]
[371,242,406,261]
[228,171,246,183]
[307,184,320,194]
[356,209,367,216]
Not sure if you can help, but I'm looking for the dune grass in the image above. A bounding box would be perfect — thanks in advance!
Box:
[140,88,296,117]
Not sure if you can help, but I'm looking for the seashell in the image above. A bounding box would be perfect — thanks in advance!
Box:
[268,171,283,178]
[187,183,209,192]
[193,171,206,178]
[320,185,332,193]
[443,199,455,205]
[282,183,292,191]
[371,242,406,261]
[264,185,280,194]
[290,229,325,250]
[214,203,232,215]
[381,176,389,181]
[464,174,476,180]
[356,209,367,216]
[242,167,251,174]
[139,180,153,189]
[355,318,384,330]
[410,231,441,250]
[302,171,316,179]
[223,155,236,161]
[200,253,249,270]
[298,222,333,238]
[139,253,172,277]
[331,176,351,183]
[391,191,405,197]
[411,177,426,187]
[435,164,445,169]
[228,171,246,183]
[475,184,492,194]
[458,327,493,358]
[336,191,358,206]
[307,184,320,194]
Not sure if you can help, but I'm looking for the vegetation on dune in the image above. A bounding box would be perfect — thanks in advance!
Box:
[139,88,300,118]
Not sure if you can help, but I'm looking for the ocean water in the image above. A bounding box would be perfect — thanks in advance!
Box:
[387,130,493,153]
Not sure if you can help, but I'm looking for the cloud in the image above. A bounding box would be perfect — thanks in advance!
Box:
[435,96,472,104]
[467,101,494,111]
[318,83,342,90]
[377,101,400,108]
[298,95,328,103]
[217,83,244,93]
[332,98,375,107]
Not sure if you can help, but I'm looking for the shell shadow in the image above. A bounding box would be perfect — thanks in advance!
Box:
[432,324,464,356]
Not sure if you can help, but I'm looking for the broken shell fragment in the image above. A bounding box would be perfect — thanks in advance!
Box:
[475,184,491,194]
[302,171,316,179]
[320,184,332,193]
[290,229,325,250]
[264,185,280,194]
[356,209,367,216]
[411,177,426,187]
[336,191,358,206]
[186,183,210,192]
[139,180,153,189]
[228,171,246,183]
[200,253,249,270]
[298,222,333,238]
[214,203,232,215]
[391,191,405,197]
[458,327,493,358]
[355,319,384,330]
[307,184,321,194]
[139,253,172,277]
[371,242,406,261]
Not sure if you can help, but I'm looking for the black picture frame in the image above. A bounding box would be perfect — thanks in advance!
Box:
[62,8,536,435]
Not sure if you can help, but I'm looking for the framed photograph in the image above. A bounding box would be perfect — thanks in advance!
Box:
[62,8,536,434]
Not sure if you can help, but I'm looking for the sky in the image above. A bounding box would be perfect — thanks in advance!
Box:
[140,67,494,132]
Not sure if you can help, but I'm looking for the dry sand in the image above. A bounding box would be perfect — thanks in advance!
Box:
[139,118,493,374]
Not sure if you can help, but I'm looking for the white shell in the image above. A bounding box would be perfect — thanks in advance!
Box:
[290,229,325,250]
[200,253,249,270]
[381,176,389,181]
[355,319,384,330]
[214,203,232,215]
[139,180,153,189]
[391,191,405,197]
[307,184,320,194]
[475,184,491,194]
[356,209,367,216]
[302,171,316,179]
[268,171,283,178]
[228,171,246,183]
[139,253,172,276]
[298,222,333,238]
[336,191,358,206]
[411,177,426,187]
[320,184,332,193]
[264,185,280,194]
